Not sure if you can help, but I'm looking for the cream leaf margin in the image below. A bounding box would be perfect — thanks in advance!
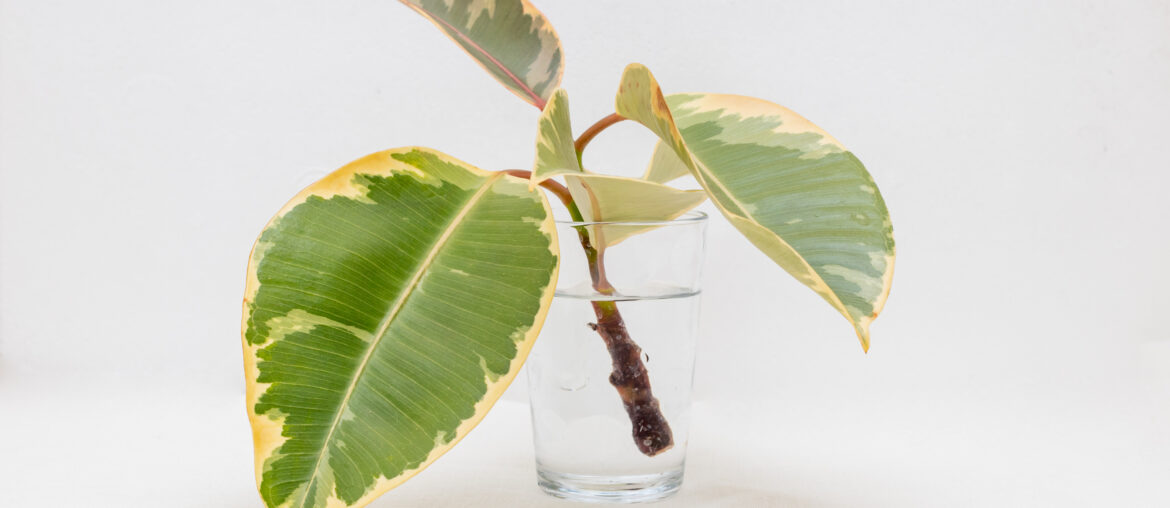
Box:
[241,147,559,507]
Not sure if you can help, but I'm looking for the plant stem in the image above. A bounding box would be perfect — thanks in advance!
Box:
[587,303,673,455]
[503,167,674,457]
[501,171,611,287]
[573,113,626,168]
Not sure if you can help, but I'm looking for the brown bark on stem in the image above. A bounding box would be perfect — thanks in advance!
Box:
[589,301,673,456]
[502,168,674,457]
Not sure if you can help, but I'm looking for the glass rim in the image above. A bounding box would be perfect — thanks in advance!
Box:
[554,210,708,227]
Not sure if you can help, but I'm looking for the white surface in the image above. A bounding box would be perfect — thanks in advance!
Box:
[2,0,1169,506]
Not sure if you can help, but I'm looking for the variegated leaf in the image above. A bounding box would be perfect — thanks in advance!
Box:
[614,64,690,162]
[530,88,582,188]
[564,173,706,248]
[242,147,559,508]
[615,63,895,351]
[400,0,563,109]
[528,85,703,245]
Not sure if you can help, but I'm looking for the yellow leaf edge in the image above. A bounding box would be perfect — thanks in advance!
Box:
[240,146,560,507]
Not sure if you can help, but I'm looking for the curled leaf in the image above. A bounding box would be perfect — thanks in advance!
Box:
[564,173,706,247]
[643,140,690,184]
[530,88,582,188]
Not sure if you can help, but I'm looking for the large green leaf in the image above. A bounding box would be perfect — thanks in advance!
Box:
[616,64,895,351]
[399,0,563,109]
[242,147,558,508]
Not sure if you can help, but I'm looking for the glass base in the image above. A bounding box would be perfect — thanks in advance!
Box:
[536,468,684,503]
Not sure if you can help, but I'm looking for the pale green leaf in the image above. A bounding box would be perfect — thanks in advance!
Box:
[643,140,690,184]
[615,64,895,351]
[530,88,581,188]
[242,147,558,508]
[564,173,706,248]
[614,64,690,163]
[400,0,563,109]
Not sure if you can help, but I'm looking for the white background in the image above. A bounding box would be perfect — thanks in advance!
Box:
[2,1,1168,506]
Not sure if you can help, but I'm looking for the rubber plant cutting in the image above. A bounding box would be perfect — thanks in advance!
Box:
[241,1,895,506]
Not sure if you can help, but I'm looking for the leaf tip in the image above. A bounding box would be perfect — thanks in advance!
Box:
[854,322,872,354]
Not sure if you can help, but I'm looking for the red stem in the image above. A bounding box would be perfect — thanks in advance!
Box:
[573,113,626,163]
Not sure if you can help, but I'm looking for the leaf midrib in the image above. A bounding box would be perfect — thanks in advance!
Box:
[680,126,852,317]
[294,173,502,508]
[402,1,546,109]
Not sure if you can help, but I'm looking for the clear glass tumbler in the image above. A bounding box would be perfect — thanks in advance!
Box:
[527,211,707,503]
